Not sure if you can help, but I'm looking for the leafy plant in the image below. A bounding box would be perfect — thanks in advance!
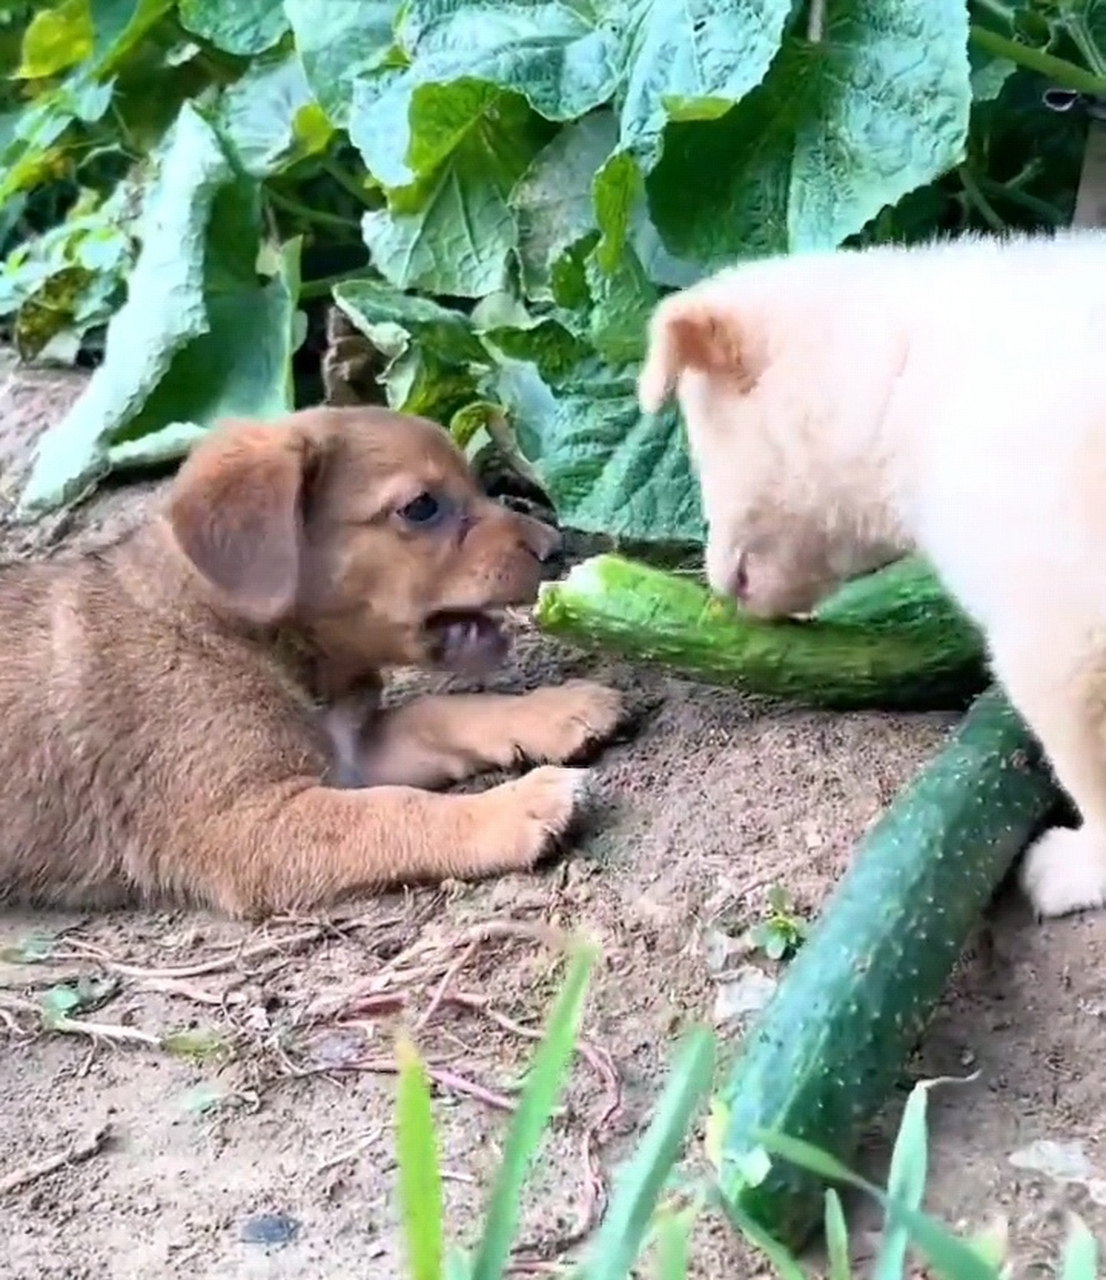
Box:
[749,886,810,963]
[0,0,1098,542]
[392,948,1101,1280]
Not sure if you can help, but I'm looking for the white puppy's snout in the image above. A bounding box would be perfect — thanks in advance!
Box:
[705,540,747,602]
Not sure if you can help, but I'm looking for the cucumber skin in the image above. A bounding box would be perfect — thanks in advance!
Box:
[717,688,1060,1249]
[535,554,987,711]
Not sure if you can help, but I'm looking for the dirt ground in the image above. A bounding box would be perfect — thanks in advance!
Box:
[1,363,1105,1280]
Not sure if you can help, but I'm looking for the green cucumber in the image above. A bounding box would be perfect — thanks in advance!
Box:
[715,687,1060,1249]
[535,553,987,711]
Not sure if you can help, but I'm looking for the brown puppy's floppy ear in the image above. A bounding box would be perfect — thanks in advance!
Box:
[638,290,749,414]
[168,419,324,623]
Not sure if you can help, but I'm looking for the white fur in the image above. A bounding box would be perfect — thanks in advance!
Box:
[639,229,1106,920]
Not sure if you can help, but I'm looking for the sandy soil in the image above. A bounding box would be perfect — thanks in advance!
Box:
[1,363,1105,1280]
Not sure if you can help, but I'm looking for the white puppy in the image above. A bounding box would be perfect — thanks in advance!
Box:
[638,229,1106,921]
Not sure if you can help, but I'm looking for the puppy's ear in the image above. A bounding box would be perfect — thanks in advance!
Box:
[638,291,749,413]
[168,420,326,623]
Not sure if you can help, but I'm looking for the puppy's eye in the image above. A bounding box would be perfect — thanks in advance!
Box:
[398,492,443,525]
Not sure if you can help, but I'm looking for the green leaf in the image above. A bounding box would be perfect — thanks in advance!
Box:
[585,240,657,365]
[334,278,489,367]
[653,1203,696,1280]
[824,1189,851,1280]
[356,85,554,296]
[649,0,971,266]
[1060,1216,1098,1280]
[211,53,333,177]
[493,355,705,544]
[162,1027,229,1062]
[332,277,490,419]
[512,111,618,302]
[352,0,622,191]
[753,1129,997,1280]
[725,1200,808,1280]
[15,0,92,79]
[645,40,813,268]
[579,1025,715,1280]
[0,933,58,964]
[283,0,399,126]
[178,0,289,57]
[873,1079,935,1280]
[469,940,598,1280]
[1,0,174,203]
[788,0,972,251]
[19,104,300,516]
[617,0,792,170]
[39,984,84,1022]
[395,1033,445,1280]
[592,0,790,270]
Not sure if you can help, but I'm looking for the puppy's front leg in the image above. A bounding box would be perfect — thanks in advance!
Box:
[195,767,592,918]
[991,630,1106,918]
[351,681,627,789]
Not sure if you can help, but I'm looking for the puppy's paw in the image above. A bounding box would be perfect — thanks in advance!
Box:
[480,765,594,872]
[1020,824,1106,919]
[521,681,630,764]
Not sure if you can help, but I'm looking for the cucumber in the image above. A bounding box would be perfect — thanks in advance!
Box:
[535,553,987,711]
[715,687,1060,1249]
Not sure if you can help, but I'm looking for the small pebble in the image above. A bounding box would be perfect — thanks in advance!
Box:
[239,1212,301,1247]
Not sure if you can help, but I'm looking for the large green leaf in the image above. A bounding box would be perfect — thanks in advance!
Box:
[19,103,300,516]
[788,0,972,250]
[211,53,332,177]
[350,0,622,191]
[356,85,555,296]
[646,41,813,268]
[512,111,701,303]
[492,352,705,544]
[282,0,399,126]
[618,0,793,168]
[591,0,791,269]
[646,0,971,264]
[15,0,93,79]
[1,0,173,202]
[332,277,490,420]
[178,0,288,57]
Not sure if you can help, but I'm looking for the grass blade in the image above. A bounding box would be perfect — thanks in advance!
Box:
[724,1199,808,1280]
[579,1025,716,1280]
[395,1031,444,1280]
[653,1203,696,1280]
[873,1080,934,1280]
[875,1076,977,1280]
[824,1189,851,1280]
[1059,1215,1098,1280]
[753,1129,996,1280]
[469,939,598,1280]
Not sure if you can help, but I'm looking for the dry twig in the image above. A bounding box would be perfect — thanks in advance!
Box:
[0,1123,113,1197]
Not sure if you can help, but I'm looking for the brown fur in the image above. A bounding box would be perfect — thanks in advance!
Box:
[0,406,626,920]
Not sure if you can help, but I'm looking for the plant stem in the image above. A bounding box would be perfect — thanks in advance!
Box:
[1064,16,1106,79]
[975,174,1065,225]
[970,0,1016,28]
[957,165,1007,232]
[969,24,1106,95]
[265,187,360,233]
[299,269,376,301]
[320,156,377,207]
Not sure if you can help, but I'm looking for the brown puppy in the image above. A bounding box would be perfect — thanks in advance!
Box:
[0,406,626,919]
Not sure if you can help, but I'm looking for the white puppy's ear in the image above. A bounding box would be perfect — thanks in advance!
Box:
[638,291,747,414]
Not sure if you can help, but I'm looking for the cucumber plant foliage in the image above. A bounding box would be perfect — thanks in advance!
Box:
[0,0,1096,535]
